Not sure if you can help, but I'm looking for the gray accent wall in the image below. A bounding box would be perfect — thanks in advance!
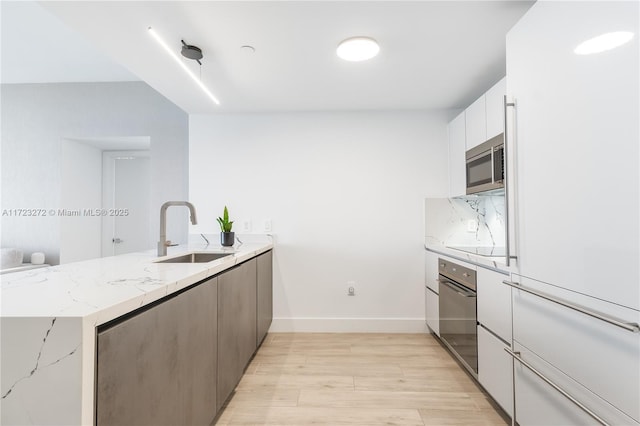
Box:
[1,81,189,265]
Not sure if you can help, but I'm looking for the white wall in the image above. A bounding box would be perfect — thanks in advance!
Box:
[60,139,102,263]
[190,111,450,332]
[1,82,188,265]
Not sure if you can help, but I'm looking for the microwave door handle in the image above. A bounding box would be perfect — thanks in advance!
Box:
[490,146,495,184]
[493,146,504,184]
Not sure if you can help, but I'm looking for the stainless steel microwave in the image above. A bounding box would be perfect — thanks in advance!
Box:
[466,134,504,195]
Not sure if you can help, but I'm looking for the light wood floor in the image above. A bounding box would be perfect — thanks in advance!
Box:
[215,333,509,426]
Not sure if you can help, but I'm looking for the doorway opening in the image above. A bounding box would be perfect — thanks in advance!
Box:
[59,136,151,263]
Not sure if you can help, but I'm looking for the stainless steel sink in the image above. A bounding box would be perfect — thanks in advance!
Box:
[155,252,232,264]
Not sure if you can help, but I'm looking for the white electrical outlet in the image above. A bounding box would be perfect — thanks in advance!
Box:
[347,280,356,296]
[467,219,477,232]
[242,220,252,232]
[264,219,272,232]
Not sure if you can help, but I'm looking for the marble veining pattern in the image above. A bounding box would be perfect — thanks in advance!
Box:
[424,194,513,271]
[2,317,58,400]
[1,316,83,425]
[424,194,505,249]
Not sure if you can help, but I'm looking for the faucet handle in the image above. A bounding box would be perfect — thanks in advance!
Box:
[165,240,179,247]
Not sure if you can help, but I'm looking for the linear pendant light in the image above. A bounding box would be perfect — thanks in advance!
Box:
[148,27,220,105]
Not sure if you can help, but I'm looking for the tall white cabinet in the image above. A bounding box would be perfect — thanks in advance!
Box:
[507,2,640,425]
[508,1,639,309]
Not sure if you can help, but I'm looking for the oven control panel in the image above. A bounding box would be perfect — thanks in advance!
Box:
[438,258,477,291]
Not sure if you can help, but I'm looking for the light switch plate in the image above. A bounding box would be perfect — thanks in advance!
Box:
[264,219,272,232]
[467,219,477,232]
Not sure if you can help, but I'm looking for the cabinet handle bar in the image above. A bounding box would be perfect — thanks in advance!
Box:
[503,96,515,267]
[503,280,640,333]
[504,347,609,426]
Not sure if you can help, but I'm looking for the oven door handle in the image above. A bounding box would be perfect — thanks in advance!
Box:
[438,279,476,298]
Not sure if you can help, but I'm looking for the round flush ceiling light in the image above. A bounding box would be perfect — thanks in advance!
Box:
[337,37,380,62]
[574,31,634,55]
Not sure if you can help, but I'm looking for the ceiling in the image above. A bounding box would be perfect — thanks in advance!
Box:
[1,1,139,84]
[4,1,534,113]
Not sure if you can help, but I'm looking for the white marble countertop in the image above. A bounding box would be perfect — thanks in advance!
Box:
[0,239,273,325]
[424,243,517,273]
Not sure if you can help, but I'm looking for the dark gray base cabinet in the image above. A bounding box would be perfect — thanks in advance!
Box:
[96,277,218,426]
[256,250,273,346]
[96,250,273,425]
[216,258,257,410]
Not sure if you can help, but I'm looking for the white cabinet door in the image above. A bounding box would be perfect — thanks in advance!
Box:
[507,1,639,309]
[425,286,439,336]
[512,341,638,426]
[512,275,640,423]
[464,95,486,150]
[477,267,511,342]
[477,326,512,417]
[424,250,439,292]
[424,250,440,335]
[447,111,466,197]
[485,77,506,140]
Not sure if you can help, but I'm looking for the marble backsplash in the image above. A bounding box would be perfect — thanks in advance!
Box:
[424,193,505,249]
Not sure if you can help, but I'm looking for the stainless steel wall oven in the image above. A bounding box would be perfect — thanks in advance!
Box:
[438,258,478,377]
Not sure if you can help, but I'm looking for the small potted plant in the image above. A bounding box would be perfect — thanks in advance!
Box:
[216,206,235,247]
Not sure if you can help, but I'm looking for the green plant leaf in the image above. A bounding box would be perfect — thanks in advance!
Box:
[217,206,233,232]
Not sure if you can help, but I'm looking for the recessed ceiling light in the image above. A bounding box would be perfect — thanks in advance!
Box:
[337,37,379,62]
[574,31,634,55]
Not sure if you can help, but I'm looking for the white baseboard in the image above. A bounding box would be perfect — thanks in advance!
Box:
[269,317,428,333]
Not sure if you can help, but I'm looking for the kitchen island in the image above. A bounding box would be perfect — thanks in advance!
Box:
[0,238,273,425]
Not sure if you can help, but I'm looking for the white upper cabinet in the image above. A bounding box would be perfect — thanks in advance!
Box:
[465,77,506,149]
[447,111,466,198]
[447,77,507,195]
[507,1,639,309]
[464,95,486,150]
[485,78,506,140]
